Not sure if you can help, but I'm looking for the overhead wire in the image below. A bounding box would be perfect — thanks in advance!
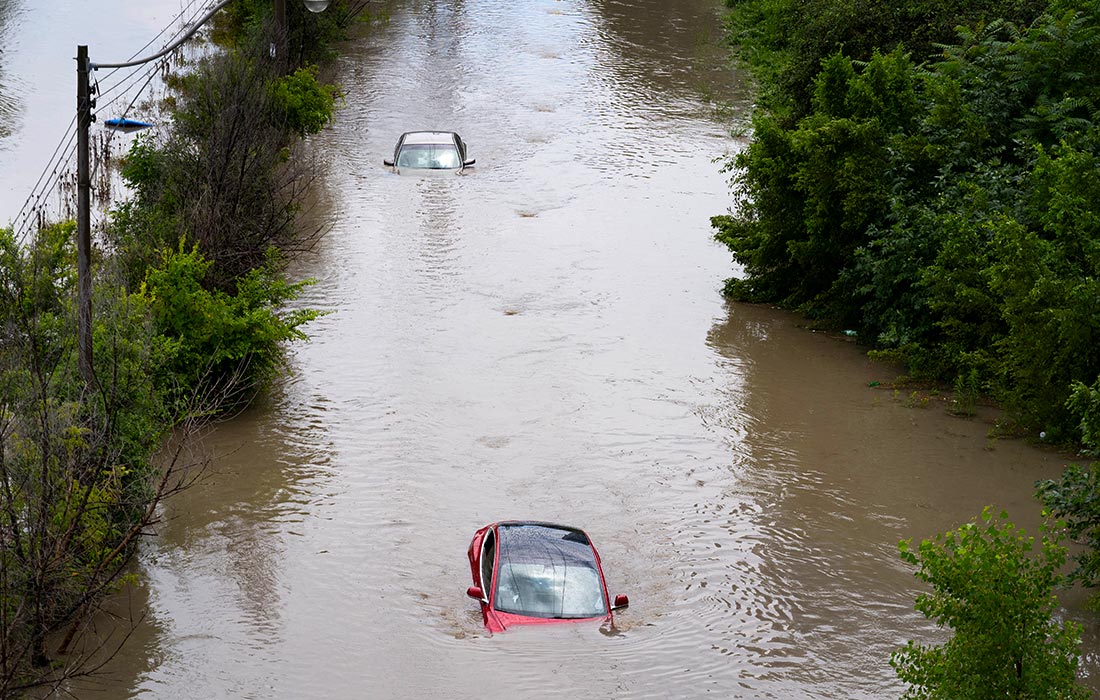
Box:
[10,119,77,245]
[96,0,207,85]
[96,0,211,105]
[90,1,224,229]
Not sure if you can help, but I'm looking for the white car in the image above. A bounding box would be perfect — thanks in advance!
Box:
[383,131,475,172]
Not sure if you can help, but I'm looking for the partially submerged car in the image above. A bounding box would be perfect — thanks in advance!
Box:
[466,521,628,633]
[383,131,475,173]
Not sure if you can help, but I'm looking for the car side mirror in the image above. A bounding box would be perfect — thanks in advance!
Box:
[612,594,629,610]
[463,159,476,167]
[467,586,485,601]
[383,159,394,167]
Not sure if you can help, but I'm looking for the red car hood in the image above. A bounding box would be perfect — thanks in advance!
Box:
[481,606,611,634]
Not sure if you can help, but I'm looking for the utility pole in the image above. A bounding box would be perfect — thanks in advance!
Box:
[76,45,94,388]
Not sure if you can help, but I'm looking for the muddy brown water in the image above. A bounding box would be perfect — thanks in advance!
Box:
[4,0,1099,697]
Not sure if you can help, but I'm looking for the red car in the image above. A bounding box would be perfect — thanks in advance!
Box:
[466,521,629,633]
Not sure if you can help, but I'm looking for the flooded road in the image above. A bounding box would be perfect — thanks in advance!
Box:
[5,0,1095,697]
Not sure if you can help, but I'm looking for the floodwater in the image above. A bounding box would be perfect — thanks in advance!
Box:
[4,0,1098,697]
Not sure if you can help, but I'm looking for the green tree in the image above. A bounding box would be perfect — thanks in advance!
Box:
[892,508,1087,700]
[0,225,190,692]
[272,65,339,137]
[139,244,321,411]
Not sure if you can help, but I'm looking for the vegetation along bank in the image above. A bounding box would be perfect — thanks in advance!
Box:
[714,0,1100,695]
[0,1,370,694]
[713,0,1100,448]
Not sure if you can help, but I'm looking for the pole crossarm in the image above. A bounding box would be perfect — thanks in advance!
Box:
[91,0,236,70]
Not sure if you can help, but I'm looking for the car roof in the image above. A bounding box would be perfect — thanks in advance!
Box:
[401,131,459,145]
[495,522,598,568]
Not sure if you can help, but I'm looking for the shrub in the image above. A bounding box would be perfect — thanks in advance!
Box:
[140,244,321,409]
[272,65,339,136]
[893,508,1087,700]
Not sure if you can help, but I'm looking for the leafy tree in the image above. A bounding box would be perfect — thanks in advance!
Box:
[113,37,321,290]
[892,508,1087,700]
[1067,380,1100,455]
[0,225,193,693]
[712,48,915,322]
[216,0,374,69]
[272,65,340,137]
[724,0,1049,120]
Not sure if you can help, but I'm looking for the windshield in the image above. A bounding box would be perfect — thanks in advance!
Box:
[396,143,461,169]
[493,524,608,619]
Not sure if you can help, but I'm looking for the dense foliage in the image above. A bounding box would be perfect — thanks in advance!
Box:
[893,509,1087,699]
[725,0,1049,121]
[216,0,372,68]
[715,0,1100,443]
[140,245,320,410]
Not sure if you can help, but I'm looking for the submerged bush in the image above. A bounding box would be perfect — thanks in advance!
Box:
[272,65,340,136]
[140,244,321,409]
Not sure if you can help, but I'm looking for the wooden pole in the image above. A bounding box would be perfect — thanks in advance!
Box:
[76,45,94,388]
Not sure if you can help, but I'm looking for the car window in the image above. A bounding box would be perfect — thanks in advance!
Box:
[434,147,460,169]
[493,524,607,619]
[495,562,605,618]
[396,144,462,169]
[481,530,495,593]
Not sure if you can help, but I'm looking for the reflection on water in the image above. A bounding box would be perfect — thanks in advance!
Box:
[56,0,1100,697]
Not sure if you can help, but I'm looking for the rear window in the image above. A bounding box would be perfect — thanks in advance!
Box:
[493,524,607,619]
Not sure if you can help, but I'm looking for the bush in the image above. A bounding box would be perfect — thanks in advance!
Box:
[272,65,339,136]
[1037,464,1100,598]
[715,4,1100,442]
[112,31,335,290]
[0,225,172,689]
[725,0,1049,120]
[893,508,1087,700]
[139,244,321,409]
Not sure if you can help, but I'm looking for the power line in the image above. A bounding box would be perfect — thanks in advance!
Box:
[96,0,212,104]
[97,0,208,85]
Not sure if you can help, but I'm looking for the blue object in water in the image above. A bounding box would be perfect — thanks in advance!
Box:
[103,118,153,134]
